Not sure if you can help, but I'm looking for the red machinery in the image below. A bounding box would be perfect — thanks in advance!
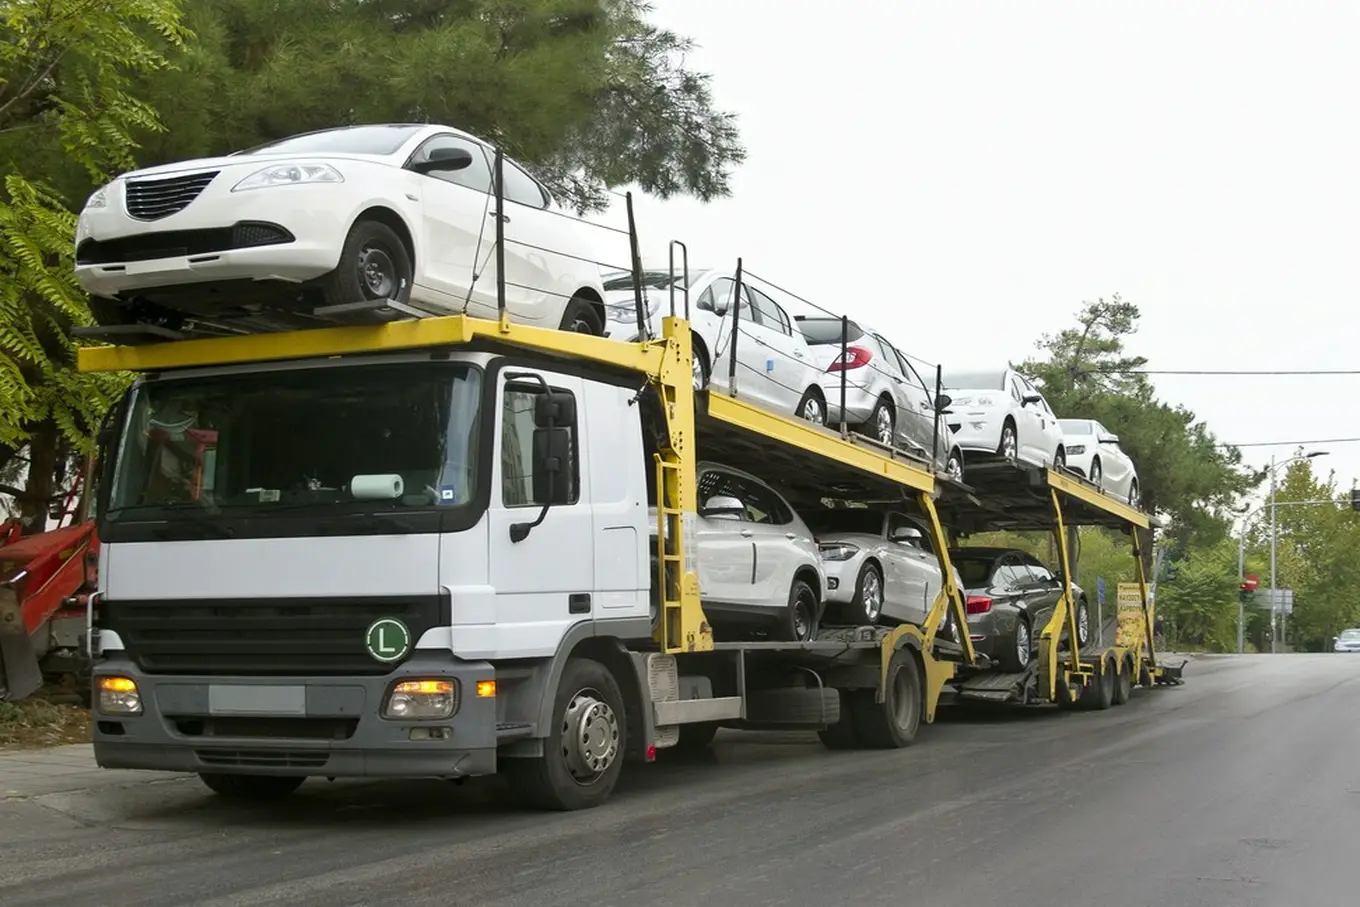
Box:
[0,463,98,702]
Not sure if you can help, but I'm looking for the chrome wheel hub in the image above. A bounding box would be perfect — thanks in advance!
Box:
[692,353,705,389]
[802,398,824,425]
[1016,621,1031,664]
[561,690,620,782]
[876,407,893,443]
[863,570,883,621]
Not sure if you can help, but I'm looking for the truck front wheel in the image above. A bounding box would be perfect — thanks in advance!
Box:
[198,773,305,801]
[505,656,626,811]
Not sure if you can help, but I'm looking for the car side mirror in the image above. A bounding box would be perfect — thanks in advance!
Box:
[890,526,922,543]
[700,495,744,519]
[411,146,474,174]
[712,297,730,317]
[934,393,952,411]
[1021,392,1043,406]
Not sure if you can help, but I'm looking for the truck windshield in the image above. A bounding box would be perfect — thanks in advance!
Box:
[105,364,482,520]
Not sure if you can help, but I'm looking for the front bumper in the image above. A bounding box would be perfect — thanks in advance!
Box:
[75,180,358,298]
[91,654,498,778]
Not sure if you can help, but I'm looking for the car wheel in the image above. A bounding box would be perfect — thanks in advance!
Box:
[998,421,1018,461]
[691,334,710,390]
[871,398,895,446]
[1089,457,1103,491]
[946,448,964,482]
[1053,446,1067,471]
[852,562,885,625]
[1128,479,1141,509]
[558,296,605,335]
[783,578,820,641]
[1074,596,1091,650]
[999,613,1032,673]
[322,218,413,309]
[796,389,827,426]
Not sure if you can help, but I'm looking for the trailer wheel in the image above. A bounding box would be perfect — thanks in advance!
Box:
[1112,656,1134,705]
[198,773,305,801]
[505,657,626,811]
[849,648,922,749]
[1078,656,1116,710]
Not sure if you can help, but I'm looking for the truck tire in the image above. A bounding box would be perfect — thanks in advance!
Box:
[1078,656,1116,710]
[1112,656,1134,705]
[198,773,305,801]
[849,648,922,749]
[504,656,625,811]
[817,689,859,750]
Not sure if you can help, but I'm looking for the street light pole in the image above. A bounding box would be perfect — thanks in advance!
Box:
[1269,454,1277,654]
[1237,523,1246,654]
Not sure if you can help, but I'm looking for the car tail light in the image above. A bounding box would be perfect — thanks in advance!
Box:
[828,346,872,372]
[965,595,992,615]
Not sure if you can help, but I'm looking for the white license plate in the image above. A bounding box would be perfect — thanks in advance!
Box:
[208,685,306,716]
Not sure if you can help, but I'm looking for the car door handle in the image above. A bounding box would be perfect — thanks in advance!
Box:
[740,529,754,538]
[785,532,798,540]
[489,212,511,223]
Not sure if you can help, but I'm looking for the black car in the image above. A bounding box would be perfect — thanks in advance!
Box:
[947,546,1092,672]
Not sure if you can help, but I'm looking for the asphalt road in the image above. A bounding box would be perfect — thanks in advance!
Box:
[2,654,1357,907]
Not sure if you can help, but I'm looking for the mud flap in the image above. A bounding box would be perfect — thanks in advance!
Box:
[1155,659,1187,686]
[0,585,42,701]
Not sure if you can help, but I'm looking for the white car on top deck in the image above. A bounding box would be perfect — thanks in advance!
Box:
[941,367,1068,470]
[74,123,609,338]
[1058,418,1141,506]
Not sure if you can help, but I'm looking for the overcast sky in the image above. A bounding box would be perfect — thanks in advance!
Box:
[606,0,1360,508]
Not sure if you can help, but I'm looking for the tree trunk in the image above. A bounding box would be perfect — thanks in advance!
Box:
[17,423,59,534]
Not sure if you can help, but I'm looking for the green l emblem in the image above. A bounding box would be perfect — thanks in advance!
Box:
[364,618,412,663]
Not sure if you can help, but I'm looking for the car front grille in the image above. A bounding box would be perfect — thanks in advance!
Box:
[124,170,220,221]
[75,222,294,265]
[101,594,447,676]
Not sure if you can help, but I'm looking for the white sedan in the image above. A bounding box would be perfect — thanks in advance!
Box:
[75,123,609,338]
[941,367,1068,470]
[1058,419,1141,506]
[601,266,829,424]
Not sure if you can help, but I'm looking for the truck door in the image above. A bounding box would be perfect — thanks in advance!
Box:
[487,369,595,657]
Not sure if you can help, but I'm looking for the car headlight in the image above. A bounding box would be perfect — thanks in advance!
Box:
[818,542,860,561]
[97,676,142,715]
[606,295,660,323]
[1067,444,1086,455]
[84,185,109,210]
[383,679,457,719]
[232,163,344,192]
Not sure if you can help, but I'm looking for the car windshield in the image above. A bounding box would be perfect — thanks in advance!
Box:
[1059,419,1096,435]
[106,363,482,519]
[238,124,425,157]
[803,509,884,535]
[950,553,998,587]
[1339,629,1360,640]
[943,370,1007,391]
[797,317,866,345]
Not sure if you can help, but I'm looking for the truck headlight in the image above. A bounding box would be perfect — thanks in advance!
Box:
[384,679,457,719]
[97,676,142,715]
[232,163,344,192]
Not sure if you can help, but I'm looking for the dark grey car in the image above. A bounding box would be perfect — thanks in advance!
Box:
[948,547,1091,672]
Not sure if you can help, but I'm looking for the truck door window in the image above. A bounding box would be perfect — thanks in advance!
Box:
[502,383,579,507]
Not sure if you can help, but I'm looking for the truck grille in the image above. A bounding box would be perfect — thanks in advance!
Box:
[124,170,220,221]
[101,595,447,676]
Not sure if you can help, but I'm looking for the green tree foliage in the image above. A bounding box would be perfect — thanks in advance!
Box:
[128,0,745,213]
[1244,459,1360,650]
[1154,538,1239,651]
[0,0,188,527]
[1020,296,1260,545]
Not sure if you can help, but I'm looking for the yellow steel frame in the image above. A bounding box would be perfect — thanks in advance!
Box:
[1045,468,1152,529]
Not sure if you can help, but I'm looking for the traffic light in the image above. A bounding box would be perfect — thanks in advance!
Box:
[1239,582,1251,603]
[1351,488,1360,512]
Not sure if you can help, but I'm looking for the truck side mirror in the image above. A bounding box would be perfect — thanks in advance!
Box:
[532,427,573,505]
[533,391,576,428]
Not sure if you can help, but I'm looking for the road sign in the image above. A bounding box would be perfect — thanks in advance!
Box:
[1244,573,1259,591]
[1256,588,1294,614]
[365,617,412,663]
[1096,576,1106,605]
